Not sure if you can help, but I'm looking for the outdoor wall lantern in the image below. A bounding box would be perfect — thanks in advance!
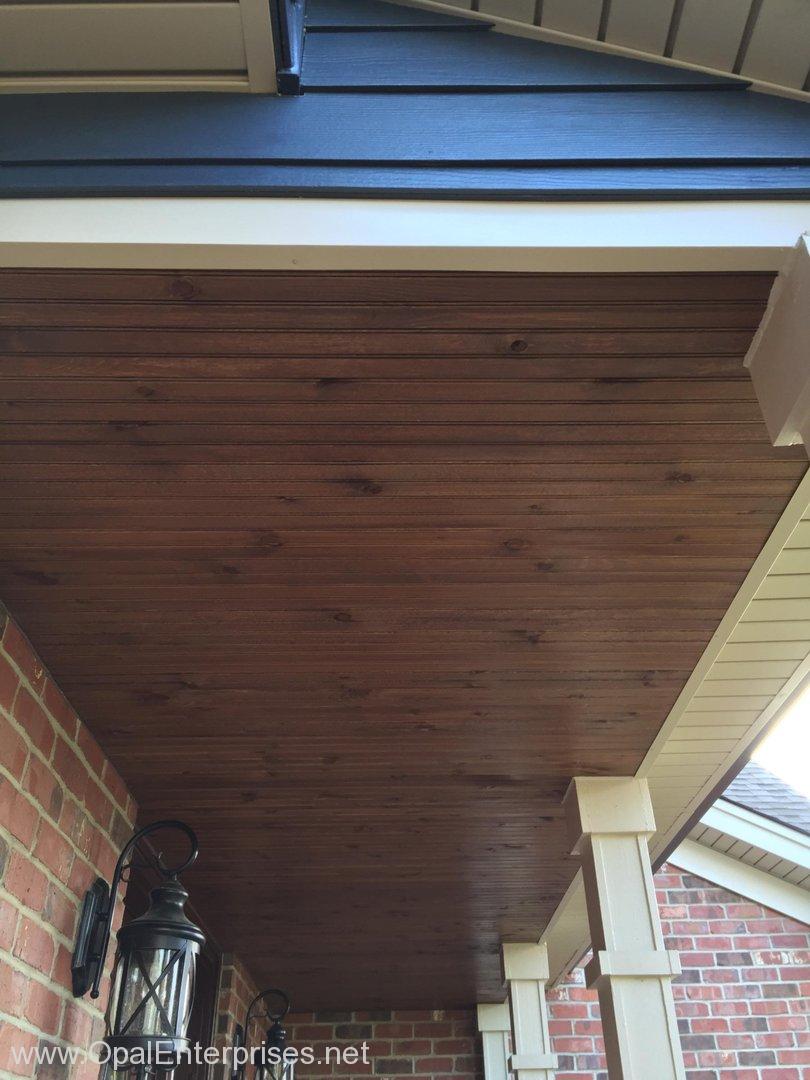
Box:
[232,988,292,1080]
[71,819,205,1075]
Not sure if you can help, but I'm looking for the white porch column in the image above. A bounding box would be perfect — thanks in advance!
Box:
[501,943,557,1080]
[564,776,685,1080]
[477,1003,511,1080]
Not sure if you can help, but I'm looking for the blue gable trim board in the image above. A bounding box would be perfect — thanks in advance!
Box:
[1,0,809,199]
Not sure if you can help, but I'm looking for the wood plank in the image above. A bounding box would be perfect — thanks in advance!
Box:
[0,400,766,424]
[0,478,794,500]
[0,460,799,483]
[0,353,759,380]
[0,422,775,445]
[7,161,809,200]
[0,378,762,405]
[0,328,760,355]
[305,0,486,30]
[301,29,736,90]
[5,90,808,164]
[5,442,800,465]
[0,300,765,330]
[0,271,775,303]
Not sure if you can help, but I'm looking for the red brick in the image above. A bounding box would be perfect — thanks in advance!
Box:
[415,1058,454,1072]
[0,1020,38,1077]
[376,1024,414,1038]
[0,650,19,712]
[42,883,77,939]
[51,944,73,993]
[34,819,74,884]
[0,715,28,780]
[12,689,54,758]
[413,1022,453,1037]
[22,755,62,822]
[83,775,113,830]
[0,962,28,1018]
[1,620,45,694]
[0,781,38,845]
[51,736,88,802]
[41,678,79,740]
[76,725,106,782]
[61,1001,93,1046]
[25,979,62,1036]
[4,851,48,913]
[0,897,19,951]
[13,916,54,976]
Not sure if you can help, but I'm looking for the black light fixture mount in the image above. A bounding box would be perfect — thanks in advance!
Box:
[72,819,205,1075]
[232,987,291,1080]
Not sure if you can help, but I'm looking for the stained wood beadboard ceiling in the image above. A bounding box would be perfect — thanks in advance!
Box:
[0,268,806,1008]
[419,0,810,96]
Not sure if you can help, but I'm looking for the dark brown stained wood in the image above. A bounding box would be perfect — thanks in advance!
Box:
[0,269,804,1010]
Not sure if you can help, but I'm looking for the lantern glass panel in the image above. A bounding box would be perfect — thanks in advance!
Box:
[115,948,194,1036]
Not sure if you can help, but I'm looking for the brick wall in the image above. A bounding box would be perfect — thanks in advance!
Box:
[213,953,262,1076]
[272,865,807,1080]
[547,862,809,1080]
[0,606,137,1080]
[285,1009,482,1080]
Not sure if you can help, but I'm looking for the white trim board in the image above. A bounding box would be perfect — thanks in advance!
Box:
[670,838,810,924]
[0,0,276,94]
[0,200,809,272]
[693,798,810,886]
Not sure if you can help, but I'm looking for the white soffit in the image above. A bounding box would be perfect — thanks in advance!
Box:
[0,0,276,94]
[689,799,810,889]
[402,0,810,100]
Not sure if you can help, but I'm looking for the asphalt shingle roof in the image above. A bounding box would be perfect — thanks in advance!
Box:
[723,761,810,838]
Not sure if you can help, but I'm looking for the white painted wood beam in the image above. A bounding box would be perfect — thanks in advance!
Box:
[0,200,808,271]
[501,944,557,1080]
[564,777,687,1080]
[671,838,810,924]
[746,235,810,453]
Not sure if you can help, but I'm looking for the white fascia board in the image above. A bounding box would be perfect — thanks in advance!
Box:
[670,838,810,924]
[745,236,810,448]
[702,799,810,873]
[0,199,808,271]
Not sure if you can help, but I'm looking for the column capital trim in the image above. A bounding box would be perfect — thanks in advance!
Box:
[477,1002,511,1033]
[564,776,656,852]
[501,942,550,982]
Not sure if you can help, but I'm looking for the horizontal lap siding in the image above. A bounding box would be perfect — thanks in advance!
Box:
[0,0,807,198]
